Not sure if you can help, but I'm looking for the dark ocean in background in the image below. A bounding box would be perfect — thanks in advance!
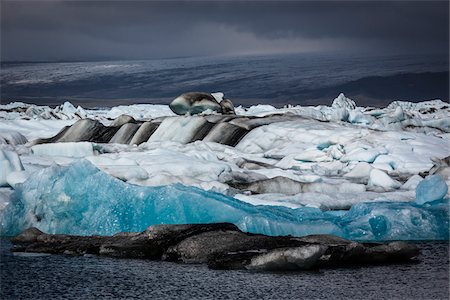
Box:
[1,238,448,299]
[0,53,448,108]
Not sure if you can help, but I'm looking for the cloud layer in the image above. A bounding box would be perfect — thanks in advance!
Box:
[1,1,448,61]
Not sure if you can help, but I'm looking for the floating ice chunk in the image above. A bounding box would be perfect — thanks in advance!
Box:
[372,155,398,171]
[261,190,415,211]
[31,142,94,158]
[111,114,135,127]
[0,189,13,214]
[327,144,345,160]
[0,150,24,187]
[211,92,224,102]
[402,175,423,190]
[342,201,449,240]
[109,123,140,144]
[294,149,332,162]
[0,130,27,146]
[332,93,356,110]
[86,156,138,166]
[6,171,29,189]
[76,106,87,119]
[322,107,350,122]
[368,169,401,191]
[341,148,381,163]
[0,102,29,110]
[416,175,448,204]
[148,116,208,144]
[387,99,449,111]
[235,104,277,117]
[295,107,328,122]
[234,193,303,209]
[303,182,366,194]
[219,99,236,115]
[247,245,326,270]
[107,104,174,120]
[392,106,406,122]
[61,101,77,115]
[103,166,149,182]
[296,174,322,183]
[170,92,222,115]
[372,163,394,172]
[21,101,87,120]
[348,109,374,125]
[344,162,372,179]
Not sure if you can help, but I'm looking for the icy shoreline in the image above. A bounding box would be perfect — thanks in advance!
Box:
[1,94,449,240]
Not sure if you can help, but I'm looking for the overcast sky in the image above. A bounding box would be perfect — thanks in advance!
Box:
[1,0,449,61]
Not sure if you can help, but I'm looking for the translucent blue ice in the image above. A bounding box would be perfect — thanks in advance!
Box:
[1,160,448,241]
[416,174,448,205]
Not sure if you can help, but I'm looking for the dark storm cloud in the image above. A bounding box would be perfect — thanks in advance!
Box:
[1,0,448,61]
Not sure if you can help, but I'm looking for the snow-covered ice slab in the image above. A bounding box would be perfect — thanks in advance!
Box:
[31,142,94,158]
[0,150,24,187]
[1,160,448,241]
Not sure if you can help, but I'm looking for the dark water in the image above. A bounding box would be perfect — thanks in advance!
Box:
[1,53,448,107]
[1,238,448,300]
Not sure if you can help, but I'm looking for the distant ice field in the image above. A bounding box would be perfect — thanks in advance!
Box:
[1,53,448,107]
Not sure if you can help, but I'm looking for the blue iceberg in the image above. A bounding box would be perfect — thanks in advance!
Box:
[1,160,448,241]
[416,174,448,205]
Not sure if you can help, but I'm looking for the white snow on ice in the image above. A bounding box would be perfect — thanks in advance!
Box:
[1,94,449,212]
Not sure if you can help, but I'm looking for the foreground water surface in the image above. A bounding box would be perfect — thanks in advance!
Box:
[0,238,448,299]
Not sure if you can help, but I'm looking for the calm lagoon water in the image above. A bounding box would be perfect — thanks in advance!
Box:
[1,238,448,299]
[1,53,448,107]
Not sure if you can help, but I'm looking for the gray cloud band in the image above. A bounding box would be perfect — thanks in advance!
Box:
[1,1,448,61]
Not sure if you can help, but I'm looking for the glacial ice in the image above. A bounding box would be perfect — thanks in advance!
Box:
[31,142,94,158]
[368,169,401,191]
[1,96,450,242]
[402,175,423,190]
[348,109,374,125]
[0,130,27,146]
[331,93,356,110]
[211,92,224,102]
[20,101,88,120]
[107,104,174,120]
[1,160,448,241]
[415,175,448,204]
[340,200,449,240]
[247,245,326,270]
[147,116,208,144]
[6,171,29,189]
[344,162,372,179]
[341,148,383,163]
[0,150,24,187]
